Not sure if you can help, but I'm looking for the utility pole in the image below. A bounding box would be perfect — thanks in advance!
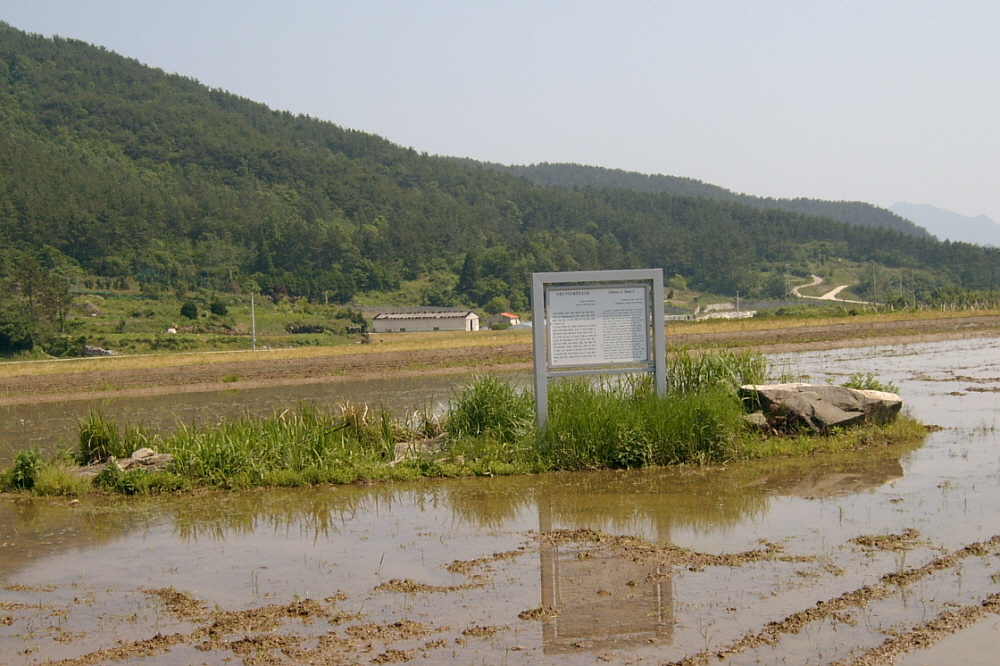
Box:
[872,262,877,310]
[251,293,257,351]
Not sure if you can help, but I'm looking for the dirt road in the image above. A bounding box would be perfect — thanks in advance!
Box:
[2,314,999,406]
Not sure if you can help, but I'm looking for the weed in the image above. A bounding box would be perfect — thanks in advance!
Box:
[78,413,154,463]
[542,378,744,469]
[668,349,767,394]
[33,465,90,496]
[8,448,43,491]
[841,372,899,394]
[445,374,533,444]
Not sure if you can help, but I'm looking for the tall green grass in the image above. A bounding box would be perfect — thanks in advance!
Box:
[445,374,534,444]
[164,403,411,489]
[0,350,924,495]
[667,348,768,394]
[540,376,746,469]
[78,411,157,463]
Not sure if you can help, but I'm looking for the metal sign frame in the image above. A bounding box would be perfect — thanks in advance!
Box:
[532,269,666,428]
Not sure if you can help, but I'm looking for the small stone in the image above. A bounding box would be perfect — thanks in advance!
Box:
[742,413,769,429]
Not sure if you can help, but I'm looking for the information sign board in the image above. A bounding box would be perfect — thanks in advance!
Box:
[547,285,649,367]
[531,269,666,428]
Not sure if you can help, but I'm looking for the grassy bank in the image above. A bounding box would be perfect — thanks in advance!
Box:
[0,351,924,497]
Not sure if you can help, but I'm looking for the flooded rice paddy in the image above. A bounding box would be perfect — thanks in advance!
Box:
[3,338,1000,664]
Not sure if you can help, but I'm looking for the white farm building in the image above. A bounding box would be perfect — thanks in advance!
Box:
[372,310,480,333]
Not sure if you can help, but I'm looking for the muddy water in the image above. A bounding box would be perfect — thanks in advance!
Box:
[2,338,1000,665]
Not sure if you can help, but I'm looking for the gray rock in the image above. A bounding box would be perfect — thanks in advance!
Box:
[116,448,174,472]
[82,345,116,357]
[742,412,770,430]
[739,383,902,434]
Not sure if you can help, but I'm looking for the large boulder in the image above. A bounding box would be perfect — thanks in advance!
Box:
[739,383,902,434]
[116,447,174,472]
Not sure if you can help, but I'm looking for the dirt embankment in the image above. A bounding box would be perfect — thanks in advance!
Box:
[2,315,999,406]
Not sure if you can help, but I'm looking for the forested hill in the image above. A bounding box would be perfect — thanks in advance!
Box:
[465,161,930,238]
[0,21,997,315]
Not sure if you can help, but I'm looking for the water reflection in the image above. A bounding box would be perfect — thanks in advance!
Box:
[538,496,675,653]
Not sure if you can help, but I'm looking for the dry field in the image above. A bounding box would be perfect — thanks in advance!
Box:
[2,312,999,406]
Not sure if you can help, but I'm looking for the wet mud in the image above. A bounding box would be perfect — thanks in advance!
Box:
[4,337,1000,664]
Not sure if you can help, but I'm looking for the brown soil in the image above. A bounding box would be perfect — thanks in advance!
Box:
[665,534,1000,666]
[372,578,485,594]
[536,528,811,571]
[3,314,1000,407]
[850,528,923,553]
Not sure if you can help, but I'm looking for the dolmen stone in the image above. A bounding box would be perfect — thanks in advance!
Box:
[739,383,902,434]
[116,447,174,472]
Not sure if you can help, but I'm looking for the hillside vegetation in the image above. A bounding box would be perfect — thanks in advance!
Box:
[2,21,1000,356]
[471,161,930,238]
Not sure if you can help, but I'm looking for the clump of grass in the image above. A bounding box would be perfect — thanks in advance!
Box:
[442,374,540,472]
[445,374,534,443]
[541,377,745,469]
[740,414,924,459]
[78,412,156,464]
[92,464,188,494]
[0,450,89,496]
[841,372,899,394]
[667,348,768,394]
[162,403,413,489]
[33,465,91,496]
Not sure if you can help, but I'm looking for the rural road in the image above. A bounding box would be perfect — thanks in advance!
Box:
[792,274,867,304]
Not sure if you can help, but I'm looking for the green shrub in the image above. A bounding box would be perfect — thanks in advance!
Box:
[9,448,43,490]
[41,334,86,358]
[180,301,198,319]
[209,300,228,316]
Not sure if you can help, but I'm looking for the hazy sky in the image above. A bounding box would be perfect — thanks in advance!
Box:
[3,1,998,223]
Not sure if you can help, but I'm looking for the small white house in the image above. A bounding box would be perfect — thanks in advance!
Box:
[372,310,480,333]
[486,312,521,327]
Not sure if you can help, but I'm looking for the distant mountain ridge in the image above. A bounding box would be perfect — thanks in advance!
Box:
[890,203,1000,248]
[462,161,931,238]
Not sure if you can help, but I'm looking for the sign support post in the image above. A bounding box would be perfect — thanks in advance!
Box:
[532,269,666,428]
